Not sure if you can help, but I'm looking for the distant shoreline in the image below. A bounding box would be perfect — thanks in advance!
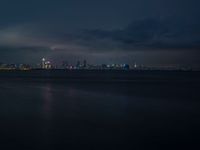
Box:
[0,68,199,72]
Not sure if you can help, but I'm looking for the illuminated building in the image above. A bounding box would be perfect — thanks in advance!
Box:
[45,61,52,69]
[41,58,52,69]
[42,58,46,69]
[134,62,137,69]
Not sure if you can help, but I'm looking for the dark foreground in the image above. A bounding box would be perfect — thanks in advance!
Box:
[0,70,200,150]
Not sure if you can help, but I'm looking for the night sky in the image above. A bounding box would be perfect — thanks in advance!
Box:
[0,0,200,66]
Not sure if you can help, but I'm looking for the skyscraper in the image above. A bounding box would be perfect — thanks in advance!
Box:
[83,60,87,68]
[76,61,81,68]
[42,58,45,69]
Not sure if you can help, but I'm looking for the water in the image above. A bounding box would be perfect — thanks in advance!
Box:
[0,71,200,150]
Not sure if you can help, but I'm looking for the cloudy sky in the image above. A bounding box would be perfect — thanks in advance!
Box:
[0,0,200,66]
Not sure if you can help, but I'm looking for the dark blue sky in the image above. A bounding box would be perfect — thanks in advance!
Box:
[0,0,200,66]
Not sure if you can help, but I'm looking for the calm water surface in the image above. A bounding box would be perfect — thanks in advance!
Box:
[0,73,200,150]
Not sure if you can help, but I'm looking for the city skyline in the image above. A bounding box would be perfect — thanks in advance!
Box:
[0,57,197,71]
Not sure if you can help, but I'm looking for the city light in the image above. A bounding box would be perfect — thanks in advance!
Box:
[0,58,196,71]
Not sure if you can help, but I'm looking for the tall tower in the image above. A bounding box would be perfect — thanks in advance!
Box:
[42,58,45,69]
[134,62,137,69]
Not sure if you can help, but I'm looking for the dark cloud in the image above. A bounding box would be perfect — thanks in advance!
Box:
[0,0,200,66]
[1,16,200,52]
[76,17,200,51]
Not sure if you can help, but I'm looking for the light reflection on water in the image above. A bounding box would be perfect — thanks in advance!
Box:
[42,84,53,120]
[0,80,200,150]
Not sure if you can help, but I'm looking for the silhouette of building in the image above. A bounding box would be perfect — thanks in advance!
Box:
[76,61,81,68]
[83,60,87,68]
